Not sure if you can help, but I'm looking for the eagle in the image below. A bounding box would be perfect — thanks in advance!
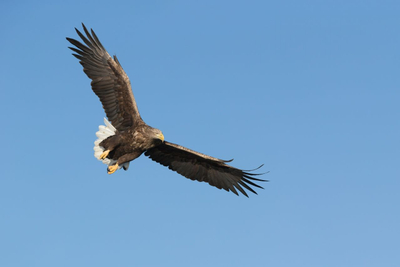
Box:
[66,24,266,197]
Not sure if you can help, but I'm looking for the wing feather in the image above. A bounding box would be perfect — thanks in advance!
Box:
[67,23,142,131]
[145,141,267,197]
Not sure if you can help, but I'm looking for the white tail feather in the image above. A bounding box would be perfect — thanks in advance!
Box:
[94,118,129,171]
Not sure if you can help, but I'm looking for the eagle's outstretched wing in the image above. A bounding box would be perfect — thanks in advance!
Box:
[145,141,266,197]
[66,23,141,131]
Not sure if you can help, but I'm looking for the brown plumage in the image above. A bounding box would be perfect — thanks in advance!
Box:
[67,23,267,197]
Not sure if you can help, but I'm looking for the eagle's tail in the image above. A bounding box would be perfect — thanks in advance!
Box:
[93,118,129,171]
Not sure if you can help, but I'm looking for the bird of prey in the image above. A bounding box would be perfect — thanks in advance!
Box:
[66,24,266,197]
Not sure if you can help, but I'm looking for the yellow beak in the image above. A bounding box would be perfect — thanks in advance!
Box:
[158,132,165,142]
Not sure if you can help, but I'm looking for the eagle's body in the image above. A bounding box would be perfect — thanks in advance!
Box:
[67,24,266,197]
[99,122,163,165]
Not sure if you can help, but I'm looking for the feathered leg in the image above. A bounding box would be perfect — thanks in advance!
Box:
[107,151,142,174]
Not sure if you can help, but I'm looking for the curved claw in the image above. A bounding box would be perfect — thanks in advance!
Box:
[100,150,110,160]
[107,163,119,174]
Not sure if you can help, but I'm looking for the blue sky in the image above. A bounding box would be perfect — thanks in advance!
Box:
[1,0,400,266]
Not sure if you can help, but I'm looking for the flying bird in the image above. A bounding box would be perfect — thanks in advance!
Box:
[66,24,266,197]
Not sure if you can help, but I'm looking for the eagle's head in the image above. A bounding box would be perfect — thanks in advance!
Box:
[149,127,164,145]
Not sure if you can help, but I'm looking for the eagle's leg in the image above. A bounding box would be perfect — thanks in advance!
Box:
[99,135,121,159]
[107,151,142,175]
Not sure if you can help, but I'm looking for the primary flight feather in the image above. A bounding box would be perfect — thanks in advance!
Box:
[67,24,266,197]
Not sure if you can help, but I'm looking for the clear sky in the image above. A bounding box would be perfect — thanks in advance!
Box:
[1,1,399,266]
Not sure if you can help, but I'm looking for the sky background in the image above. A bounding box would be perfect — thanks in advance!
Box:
[1,0,400,266]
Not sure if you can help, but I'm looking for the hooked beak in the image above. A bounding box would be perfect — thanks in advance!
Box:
[157,132,165,142]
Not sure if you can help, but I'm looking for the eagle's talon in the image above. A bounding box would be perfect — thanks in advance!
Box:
[107,163,119,174]
[100,150,110,160]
